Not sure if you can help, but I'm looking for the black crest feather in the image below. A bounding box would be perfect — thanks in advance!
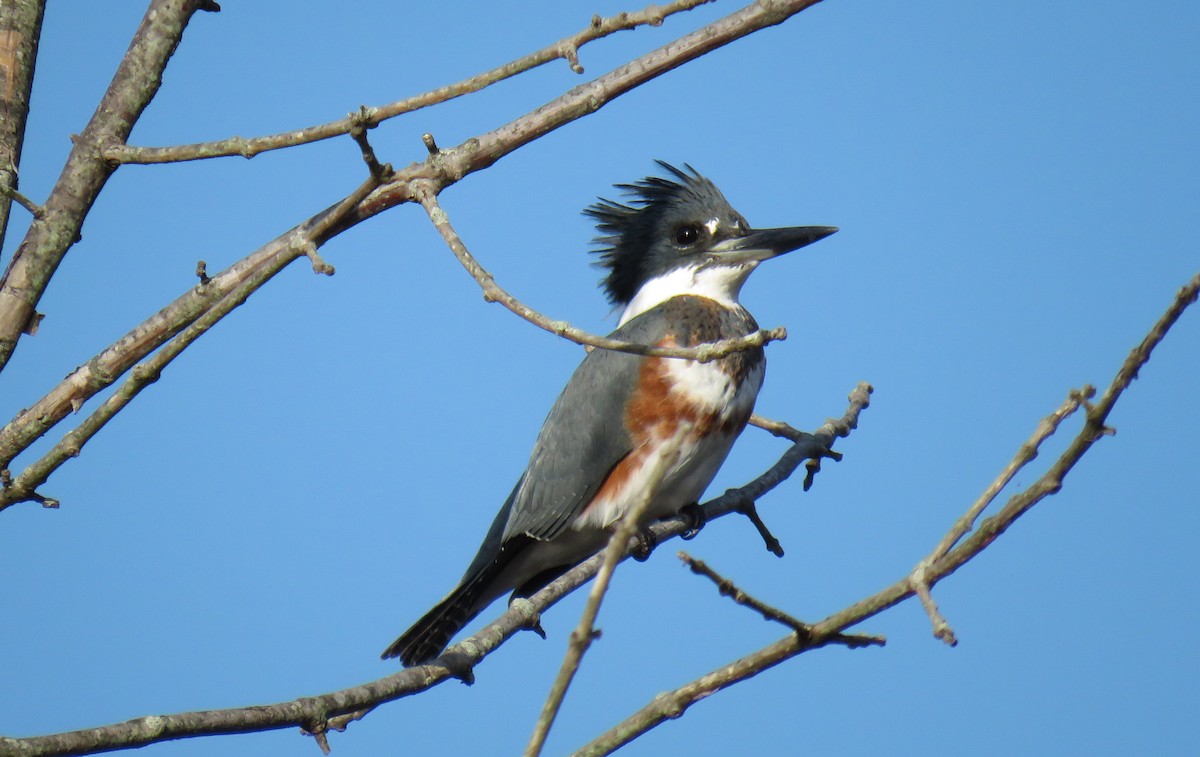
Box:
[584,161,725,306]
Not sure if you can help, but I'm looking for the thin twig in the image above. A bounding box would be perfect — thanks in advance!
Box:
[679,552,884,648]
[571,621,882,757]
[749,413,804,441]
[815,272,1200,644]
[102,0,715,165]
[570,553,888,756]
[908,387,1092,645]
[0,184,43,218]
[729,490,786,556]
[413,182,785,361]
[526,427,692,757]
[349,107,392,183]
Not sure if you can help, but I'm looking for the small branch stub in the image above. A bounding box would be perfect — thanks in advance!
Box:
[291,237,335,276]
[679,552,884,648]
[349,108,392,182]
[31,490,60,509]
[22,311,44,336]
[910,562,957,646]
[0,184,45,218]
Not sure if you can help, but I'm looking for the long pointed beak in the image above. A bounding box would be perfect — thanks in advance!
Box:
[707,225,838,265]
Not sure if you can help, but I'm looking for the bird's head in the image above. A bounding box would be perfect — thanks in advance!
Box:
[584,161,836,324]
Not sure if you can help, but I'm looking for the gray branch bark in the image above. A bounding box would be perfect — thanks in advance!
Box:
[0,0,45,252]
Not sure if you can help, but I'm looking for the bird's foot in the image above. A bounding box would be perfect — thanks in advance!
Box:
[525,613,547,640]
[680,502,706,540]
[439,652,477,686]
[631,528,658,561]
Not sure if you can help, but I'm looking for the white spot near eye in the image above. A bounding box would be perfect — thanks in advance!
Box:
[704,218,720,236]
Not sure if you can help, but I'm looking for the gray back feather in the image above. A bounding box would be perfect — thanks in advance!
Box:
[501,314,671,542]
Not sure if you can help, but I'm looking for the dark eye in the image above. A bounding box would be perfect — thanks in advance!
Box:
[674,224,701,246]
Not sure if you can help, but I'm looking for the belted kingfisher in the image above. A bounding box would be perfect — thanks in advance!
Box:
[383,162,836,666]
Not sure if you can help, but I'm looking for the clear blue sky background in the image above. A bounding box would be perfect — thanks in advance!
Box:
[2,2,1197,755]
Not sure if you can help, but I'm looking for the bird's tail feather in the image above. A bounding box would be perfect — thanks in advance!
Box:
[384,532,535,666]
[381,575,491,666]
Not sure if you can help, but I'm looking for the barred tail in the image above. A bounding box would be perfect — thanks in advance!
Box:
[384,529,535,666]
[381,576,493,666]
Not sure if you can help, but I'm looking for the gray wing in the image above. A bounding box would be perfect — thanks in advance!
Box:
[501,314,670,543]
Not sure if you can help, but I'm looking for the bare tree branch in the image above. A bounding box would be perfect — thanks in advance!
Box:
[571,272,1199,756]
[571,624,878,757]
[339,0,827,232]
[0,387,867,757]
[678,552,883,647]
[0,174,382,510]
[0,0,44,253]
[0,184,42,219]
[570,553,886,757]
[526,429,691,757]
[909,387,1091,645]
[0,0,828,506]
[0,0,216,372]
[415,181,787,361]
[101,0,715,165]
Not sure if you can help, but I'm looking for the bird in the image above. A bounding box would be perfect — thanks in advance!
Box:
[383,161,836,666]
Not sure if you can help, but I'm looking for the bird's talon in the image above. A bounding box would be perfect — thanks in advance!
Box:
[527,615,547,640]
[631,529,657,561]
[680,503,706,540]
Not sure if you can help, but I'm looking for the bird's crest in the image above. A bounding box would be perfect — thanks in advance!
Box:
[584,161,725,305]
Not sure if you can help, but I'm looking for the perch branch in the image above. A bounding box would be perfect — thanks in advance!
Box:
[0,384,867,757]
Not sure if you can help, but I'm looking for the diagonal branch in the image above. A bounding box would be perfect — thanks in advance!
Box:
[103,0,715,165]
[0,0,45,254]
[0,175,381,511]
[414,181,786,361]
[679,552,883,647]
[572,272,1200,756]
[909,387,1091,644]
[0,0,217,372]
[572,554,884,757]
[571,622,881,757]
[0,386,868,757]
[525,427,691,757]
[337,0,828,232]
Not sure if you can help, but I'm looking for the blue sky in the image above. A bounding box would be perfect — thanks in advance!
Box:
[2,1,1197,755]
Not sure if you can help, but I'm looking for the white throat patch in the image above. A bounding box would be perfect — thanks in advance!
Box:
[618,262,757,326]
